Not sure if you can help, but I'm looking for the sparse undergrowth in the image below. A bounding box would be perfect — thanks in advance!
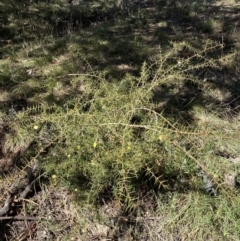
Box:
[1,0,240,240]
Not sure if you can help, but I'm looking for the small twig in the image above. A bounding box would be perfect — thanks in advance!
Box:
[0,215,42,221]
[67,73,105,81]
[0,196,14,217]
[97,122,202,135]
[18,198,38,206]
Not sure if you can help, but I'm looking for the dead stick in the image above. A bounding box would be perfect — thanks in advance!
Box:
[0,216,43,221]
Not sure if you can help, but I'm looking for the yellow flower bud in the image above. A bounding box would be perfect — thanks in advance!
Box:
[159,135,165,141]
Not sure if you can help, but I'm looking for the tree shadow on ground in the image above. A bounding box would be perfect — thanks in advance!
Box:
[0,221,11,241]
[56,0,240,123]
[1,0,239,121]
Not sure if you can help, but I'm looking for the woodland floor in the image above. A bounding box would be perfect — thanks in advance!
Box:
[0,0,240,240]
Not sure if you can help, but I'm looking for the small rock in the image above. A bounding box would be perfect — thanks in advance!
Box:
[229,157,240,164]
[91,224,110,238]
[224,172,237,189]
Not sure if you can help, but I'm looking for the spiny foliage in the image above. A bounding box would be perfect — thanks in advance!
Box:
[8,42,235,207]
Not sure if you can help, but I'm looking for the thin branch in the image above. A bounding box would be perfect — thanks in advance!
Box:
[0,216,42,221]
